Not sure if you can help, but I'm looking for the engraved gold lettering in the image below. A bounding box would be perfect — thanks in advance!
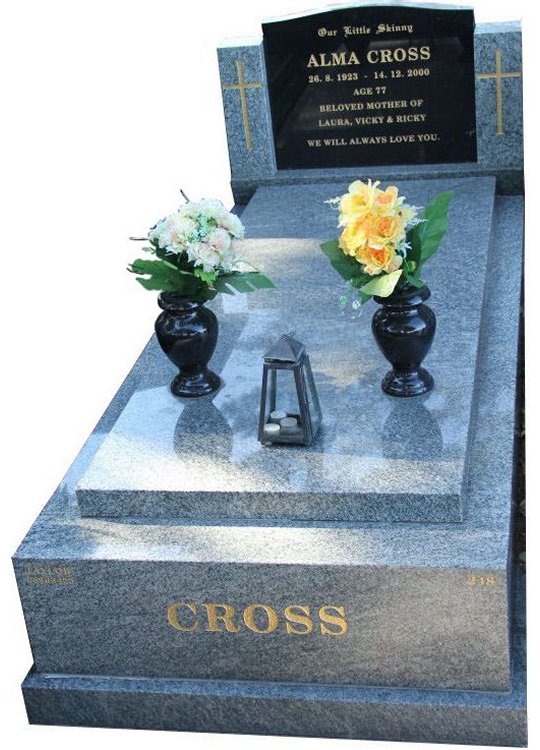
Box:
[243,604,279,633]
[319,605,348,635]
[167,601,350,635]
[167,602,198,632]
[204,603,240,633]
[284,605,314,635]
[307,51,360,68]
[467,575,498,586]
[24,564,75,585]
[368,46,430,64]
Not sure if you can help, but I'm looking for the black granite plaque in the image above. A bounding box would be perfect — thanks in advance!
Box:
[263,4,477,169]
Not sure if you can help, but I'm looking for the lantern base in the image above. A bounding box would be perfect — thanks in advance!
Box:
[261,413,309,446]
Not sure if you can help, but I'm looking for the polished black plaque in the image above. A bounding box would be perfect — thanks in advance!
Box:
[263,5,477,169]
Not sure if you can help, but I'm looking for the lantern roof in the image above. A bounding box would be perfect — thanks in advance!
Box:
[264,333,305,363]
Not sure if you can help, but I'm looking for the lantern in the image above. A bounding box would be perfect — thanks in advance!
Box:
[258,333,322,446]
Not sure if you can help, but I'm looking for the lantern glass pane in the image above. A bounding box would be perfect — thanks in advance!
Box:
[260,366,305,444]
[305,364,321,433]
[273,368,302,422]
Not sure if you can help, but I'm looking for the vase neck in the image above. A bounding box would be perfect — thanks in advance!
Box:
[158,292,204,313]
[375,283,430,309]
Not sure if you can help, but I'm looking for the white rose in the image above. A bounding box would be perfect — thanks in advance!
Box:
[188,241,221,272]
[196,198,228,223]
[207,227,232,252]
[172,215,197,242]
[220,212,245,238]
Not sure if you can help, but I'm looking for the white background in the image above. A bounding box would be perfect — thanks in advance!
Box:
[1,1,536,749]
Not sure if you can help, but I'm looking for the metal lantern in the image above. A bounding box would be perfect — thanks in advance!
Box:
[258,333,322,446]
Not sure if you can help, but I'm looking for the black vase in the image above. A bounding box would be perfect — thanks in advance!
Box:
[155,292,221,398]
[372,284,436,397]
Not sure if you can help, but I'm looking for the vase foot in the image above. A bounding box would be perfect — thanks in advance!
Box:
[170,369,221,398]
[382,367,434,397]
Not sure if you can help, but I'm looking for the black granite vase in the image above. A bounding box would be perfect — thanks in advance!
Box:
[372,284,436,397]
[155,292,221,398]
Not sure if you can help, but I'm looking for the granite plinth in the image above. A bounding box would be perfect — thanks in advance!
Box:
[218,21,523,202]
[13,197,522,693]
[21,569,526,746]
[76,177,495,524]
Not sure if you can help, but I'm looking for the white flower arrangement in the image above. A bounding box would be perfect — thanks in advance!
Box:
[148,199,245,274]
[129,196,274,301]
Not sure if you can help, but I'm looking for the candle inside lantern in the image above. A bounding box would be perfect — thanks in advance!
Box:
[263,423,280,439]
[270,409,287,424]
[280,416,300,434]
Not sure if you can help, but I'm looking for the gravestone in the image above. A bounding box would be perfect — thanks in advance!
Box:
[14,3,526,746]
[263,4,477,168]
[218,5,523,200]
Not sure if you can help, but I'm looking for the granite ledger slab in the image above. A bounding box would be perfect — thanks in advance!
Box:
[76,177,496,523]
[13,196,522,693]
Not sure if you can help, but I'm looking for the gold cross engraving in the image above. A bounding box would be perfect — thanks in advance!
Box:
[222,60,263,151]
[476,49,522,136]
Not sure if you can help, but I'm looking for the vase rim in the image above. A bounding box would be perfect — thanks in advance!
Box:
[158,292,205,311]
[374,283,430,307]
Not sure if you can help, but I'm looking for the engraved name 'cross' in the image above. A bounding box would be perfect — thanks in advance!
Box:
[222,60,263,152]
[476,49,522,136]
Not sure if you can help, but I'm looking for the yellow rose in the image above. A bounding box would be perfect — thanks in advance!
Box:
[357,244,404,276]
[367,214,406,249]
[339,179,380,226]
[373,185,400,215]
[339,219,370,257]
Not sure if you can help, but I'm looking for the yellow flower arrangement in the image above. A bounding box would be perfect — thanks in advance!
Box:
[322,180,452,302]
[338,180,410,277]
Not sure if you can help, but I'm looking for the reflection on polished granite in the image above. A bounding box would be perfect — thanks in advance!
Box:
[77,177,495,523]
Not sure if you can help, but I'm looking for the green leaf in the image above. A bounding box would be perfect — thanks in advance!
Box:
[241,272,275,290]
[349,272,371,289]
[408,191,453,269]
[321,239,362,281]
[194,268,218,284]
[360,269,403,298]
[405,275,425,289]
[128,258,206,297]
[213,271,275,295]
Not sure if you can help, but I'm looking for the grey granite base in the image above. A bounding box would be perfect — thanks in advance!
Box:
[21,568,526,746]
[21,659,526,746]
[232,164,523,204]
[13,198,523,699]
[76,178,495,524]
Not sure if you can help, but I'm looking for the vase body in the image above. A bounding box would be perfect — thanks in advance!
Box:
[155,293,220,398]
[372,284,436,397]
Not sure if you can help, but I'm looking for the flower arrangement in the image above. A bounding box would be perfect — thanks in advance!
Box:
[129,196,274,300]
[321,180,452,302]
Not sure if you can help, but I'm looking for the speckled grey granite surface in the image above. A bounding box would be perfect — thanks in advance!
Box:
[20,569,526,746]
[76,177,495,523]
[218,21,522,201]
[13,197,522,695]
